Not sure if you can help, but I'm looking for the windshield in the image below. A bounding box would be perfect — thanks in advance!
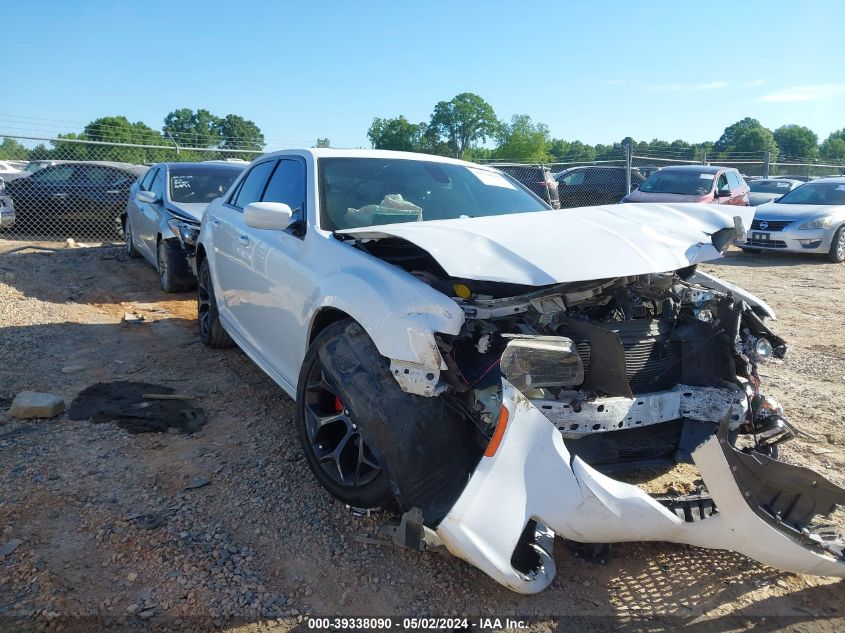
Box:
[775,182,845,205]
[318,158,548,230]
[750,180,794,194]
[169,168,241,203]
[638,170,715,196]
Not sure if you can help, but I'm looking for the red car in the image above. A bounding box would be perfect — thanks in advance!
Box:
[621,165,749,205]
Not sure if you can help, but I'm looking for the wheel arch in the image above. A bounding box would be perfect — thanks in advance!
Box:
[308,307,354,345]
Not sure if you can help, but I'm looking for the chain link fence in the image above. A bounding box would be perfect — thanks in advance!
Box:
[0,135,262,243]
[3,133,845,244]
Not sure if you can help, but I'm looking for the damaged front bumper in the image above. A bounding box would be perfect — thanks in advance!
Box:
[436,380,845,594]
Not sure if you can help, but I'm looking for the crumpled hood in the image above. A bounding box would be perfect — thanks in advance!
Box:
[167,202,208,223]
[338,203,753,285]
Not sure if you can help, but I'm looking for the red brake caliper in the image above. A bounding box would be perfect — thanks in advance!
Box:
[334,396,344,413]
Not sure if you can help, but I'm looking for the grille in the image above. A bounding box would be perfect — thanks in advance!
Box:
[572,319,681,393]
[750,219,793,231]
[745,239,787,248]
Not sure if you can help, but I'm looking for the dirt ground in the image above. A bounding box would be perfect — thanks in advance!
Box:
[1,240,843,632]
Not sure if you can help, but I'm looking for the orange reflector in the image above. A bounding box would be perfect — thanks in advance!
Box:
[484,405,510,458]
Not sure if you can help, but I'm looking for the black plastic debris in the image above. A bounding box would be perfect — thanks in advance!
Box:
[68,381,206,434]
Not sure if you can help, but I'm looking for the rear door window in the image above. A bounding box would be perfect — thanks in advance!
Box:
[31,164,75,185]
[726,171,743,190]
[559,171,585,186]
[231,160,276,210]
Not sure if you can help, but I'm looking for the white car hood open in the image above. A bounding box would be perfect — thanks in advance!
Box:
[338,203,753,285]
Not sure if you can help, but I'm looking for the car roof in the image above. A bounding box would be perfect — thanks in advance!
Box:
[658,164,728,173]
[804,176,845,184]
[264,147,490,169]
[558,165,632,172]
[163,162,246,175]
[37,160,146,176]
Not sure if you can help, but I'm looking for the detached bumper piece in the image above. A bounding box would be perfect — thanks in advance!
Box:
[436,380,845,594]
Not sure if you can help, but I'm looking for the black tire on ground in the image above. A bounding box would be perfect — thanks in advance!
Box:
[157,238,194,293]
[741,247,762,254]
[123,217,141,258]
[296,319,477,524]
[826,225,845,263]
[197,258,234,349]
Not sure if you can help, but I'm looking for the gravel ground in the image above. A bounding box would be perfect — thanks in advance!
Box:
[0,240,843,632]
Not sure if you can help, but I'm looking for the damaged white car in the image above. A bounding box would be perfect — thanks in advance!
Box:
[194,149,845,593]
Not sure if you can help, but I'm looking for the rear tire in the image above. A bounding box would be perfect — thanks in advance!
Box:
[197,258,233,349]
[296,319,476,523]
[826,226,845,263]
[157,238,193,293]
[124,217,141,258]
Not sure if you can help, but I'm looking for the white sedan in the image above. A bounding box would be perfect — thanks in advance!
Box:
[742,177,845,262]
[195,149,845,593]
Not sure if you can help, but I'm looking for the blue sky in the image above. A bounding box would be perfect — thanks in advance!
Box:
[4,0,845,149]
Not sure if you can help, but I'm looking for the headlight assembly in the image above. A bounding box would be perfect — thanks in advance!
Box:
[798,216,834,230]
[167,218,200,245]
[500,337,584,392]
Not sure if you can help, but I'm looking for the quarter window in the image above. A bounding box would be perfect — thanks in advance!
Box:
[231,161,276,210]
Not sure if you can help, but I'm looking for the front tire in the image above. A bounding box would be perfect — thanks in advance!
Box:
[826,225,845,263]
[296,319,476,523]
[124,217,141,258]
[157,238,193,293]
[197,258,233,349]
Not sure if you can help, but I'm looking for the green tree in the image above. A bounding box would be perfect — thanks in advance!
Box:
[0,137,29,160]
[367,116,427,152]
[820,130,845,162]
[78,116,168,162]
[218,114,264,152]
[315,137,331,148]
[713,117,777,158]
[492,114,551,163]
[163,108,221,148]
[773,125,818,159]
[428,93,499,158]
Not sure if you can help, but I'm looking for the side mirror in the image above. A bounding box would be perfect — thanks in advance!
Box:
[244,201,294,230]
[136,190,158,204]
[717,187,732,198]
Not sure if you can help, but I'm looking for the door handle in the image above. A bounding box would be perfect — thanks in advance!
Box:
[237,235,250,246]
[211,220,220,228]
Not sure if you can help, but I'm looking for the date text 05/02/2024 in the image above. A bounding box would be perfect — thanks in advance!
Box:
[306,617,527,629]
